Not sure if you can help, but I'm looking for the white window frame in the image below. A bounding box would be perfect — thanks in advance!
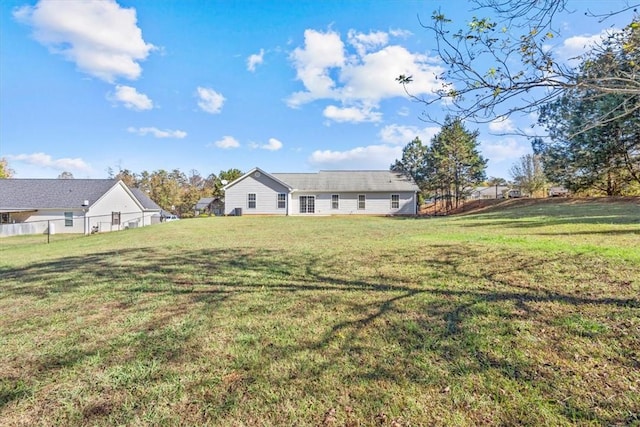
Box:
[358,194,366,210]
[331,194,339,209]
[248,193,256,209]
[277,193,286,209]
[64,212,73,227]
[391,194,400,209]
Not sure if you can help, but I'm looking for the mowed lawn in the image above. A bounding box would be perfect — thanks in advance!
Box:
[1,199,639,426]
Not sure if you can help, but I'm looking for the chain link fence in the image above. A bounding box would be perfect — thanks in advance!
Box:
[0,210,161,243]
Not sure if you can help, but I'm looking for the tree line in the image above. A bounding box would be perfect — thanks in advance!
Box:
[395,1,639,199]
[391,117,487,212]
[106,167,243,217]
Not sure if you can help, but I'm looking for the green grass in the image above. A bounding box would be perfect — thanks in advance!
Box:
[1,199,639,426]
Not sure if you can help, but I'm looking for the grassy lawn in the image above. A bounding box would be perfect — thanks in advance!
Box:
[1,199,639,426]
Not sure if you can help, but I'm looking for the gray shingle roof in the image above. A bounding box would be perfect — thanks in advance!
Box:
[0,179,119,210]
[195,197,222,210]
[129,187,162,211]
[0,179,161,211]
[271,170,420,192]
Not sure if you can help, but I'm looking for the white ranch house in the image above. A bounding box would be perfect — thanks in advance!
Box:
[0,179,162,237]
[223,168,420,216]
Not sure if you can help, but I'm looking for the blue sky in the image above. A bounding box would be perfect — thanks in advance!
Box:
[0,0,634,179]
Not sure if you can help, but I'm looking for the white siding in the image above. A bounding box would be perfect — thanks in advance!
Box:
[224,173,290,215]
[89,183,145,232]
[0,182,160,237]
[17,209,85,234]
[290,192,416,215]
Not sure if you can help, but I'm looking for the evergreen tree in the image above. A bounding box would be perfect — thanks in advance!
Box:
[537,90,640,196]
[426,117,487,210]
[390,137,428,190]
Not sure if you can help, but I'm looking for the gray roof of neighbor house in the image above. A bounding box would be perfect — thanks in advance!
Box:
[472,186,510,195]
[271,170,420,192]
[0,179,160,211]
[128,187,162,211]
[195,197,222,210]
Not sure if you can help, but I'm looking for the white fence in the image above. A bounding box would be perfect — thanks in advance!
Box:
[0,221,50,237]
[0,211,161,238]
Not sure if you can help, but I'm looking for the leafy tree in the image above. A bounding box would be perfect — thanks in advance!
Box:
[0,158,14,178]
[486,176,508,186]
[143,170,182,213]
[398,2,639,132]
[537,85,640,195]
[57,171,74,179]
[425,117,487,210]
[187,169,205,190]
[218,168,243,184]
[509,153,547,196]
[203,173,219,197]
[113,169,139,188]
[390,137,429,190]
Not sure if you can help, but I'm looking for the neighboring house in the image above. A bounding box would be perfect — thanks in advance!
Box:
[222,168,420,216]
[195,197,224,216]
[0,179,162,237]
[470,186,522,200]
[470,186,510,200]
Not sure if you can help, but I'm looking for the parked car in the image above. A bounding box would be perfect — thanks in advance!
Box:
[164,215,180,222]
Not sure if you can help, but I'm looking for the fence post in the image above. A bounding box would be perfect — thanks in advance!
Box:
[47,220,50,244]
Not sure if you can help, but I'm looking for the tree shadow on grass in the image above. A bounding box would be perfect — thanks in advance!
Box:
[1,244,639,423]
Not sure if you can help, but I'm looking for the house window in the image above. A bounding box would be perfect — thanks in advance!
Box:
[358,194,366,210]
[248,193,256,209]
[0,213,10,224]
[64,212,73,227]
[299,196,315,213]
[391,194,400,209]
[277,193,286,209]
[111,211,121,225]
[331,194,339,209]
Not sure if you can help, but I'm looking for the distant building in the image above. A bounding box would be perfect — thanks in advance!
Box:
[195,197,224,216]
[223,168,420,216]
[0,179,162,237]
[548,186,570,197]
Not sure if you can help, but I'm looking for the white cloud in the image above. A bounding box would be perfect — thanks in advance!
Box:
[480,138,530,162]
[309,144,401,169]
[323,105,382,123]
[288,29,346,107]
[549,28,619,63]
[347,29,388,57]
[197,86,225,114]
[7,152,91,172]
[340,45,441,102]
[397,107,410,117]
[127,127,187,139]
[110,85,153,110]
[262,138,283,151]
[212,136,240,149]
[247,48,265,72]
[389,28,412,38]
[378,124,440,145]
[14,0,154,82]
[249,138,284,151]
[488,117,516,133]
[287,28,444,123]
